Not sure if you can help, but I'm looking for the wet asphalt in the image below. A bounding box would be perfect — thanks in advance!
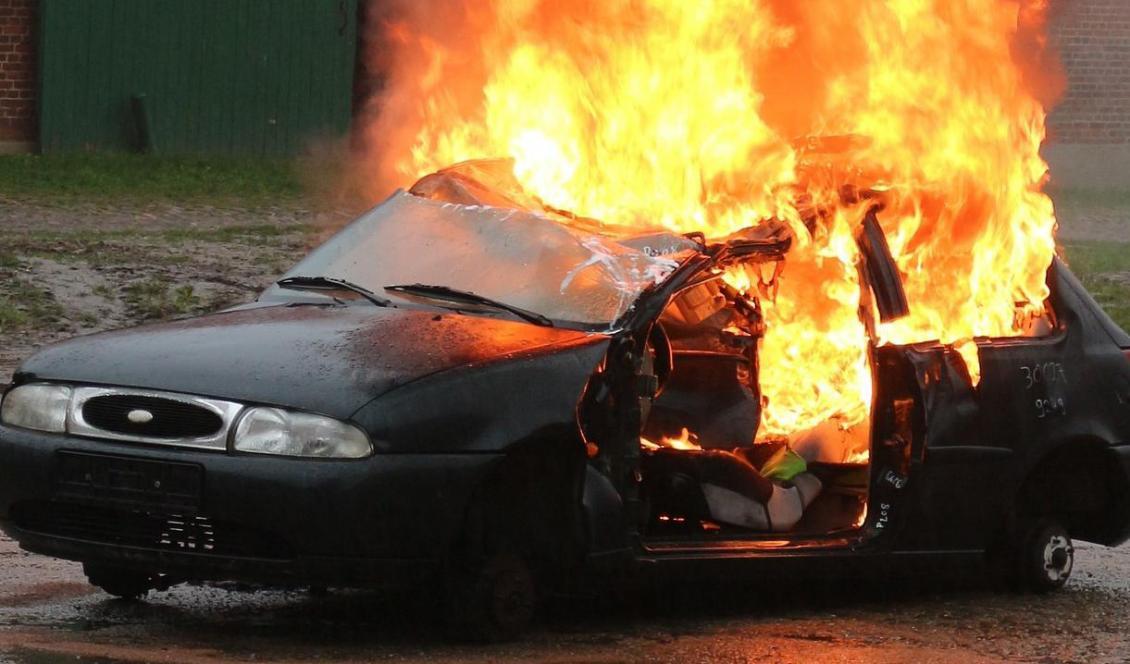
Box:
[0,534,1127,663]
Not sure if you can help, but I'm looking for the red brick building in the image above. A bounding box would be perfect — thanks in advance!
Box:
[0,0,35,150]
[1047,0,1130,144]
[1043,0,1130,188]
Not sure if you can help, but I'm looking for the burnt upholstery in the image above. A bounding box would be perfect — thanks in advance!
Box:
[644,449,772,523]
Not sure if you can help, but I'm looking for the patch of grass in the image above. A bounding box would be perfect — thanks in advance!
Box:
[3,224,311,272]
[16,239,138,267]
[0,153,305,207]
[0,299,28,331]
[0,310,27,334]
[13,223,312,247]
[1061,241,1130,275]
[0,278,65,334]
[122,279,202,320]
[1060,241,1130,332]
[157,224,312,243]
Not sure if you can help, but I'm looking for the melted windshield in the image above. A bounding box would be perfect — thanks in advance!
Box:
[271,191,690,329]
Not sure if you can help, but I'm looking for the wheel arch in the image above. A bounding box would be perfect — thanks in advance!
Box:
[451,432,590,573]
[1013,437,1130,546]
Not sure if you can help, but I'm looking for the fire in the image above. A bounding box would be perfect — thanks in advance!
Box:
[641,428,702,452]
[855,502,869,529]
[365,1,1060,439]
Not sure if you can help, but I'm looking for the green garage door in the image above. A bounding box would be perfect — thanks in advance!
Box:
[39,0,358,155]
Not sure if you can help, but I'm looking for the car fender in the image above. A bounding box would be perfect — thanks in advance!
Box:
[582,465,630,561]
[351,336,610,453]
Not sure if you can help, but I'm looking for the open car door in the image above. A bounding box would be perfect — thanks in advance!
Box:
[856,207,910,323]
[852,207,929,547]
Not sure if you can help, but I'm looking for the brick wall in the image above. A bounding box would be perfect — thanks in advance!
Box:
[0,0,36,143]
[1047,0,1130,144]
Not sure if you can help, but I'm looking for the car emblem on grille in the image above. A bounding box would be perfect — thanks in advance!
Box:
[127,409,155,424]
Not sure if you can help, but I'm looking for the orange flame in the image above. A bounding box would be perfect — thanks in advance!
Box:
[641,427,702,452]
[364,0,1060,439]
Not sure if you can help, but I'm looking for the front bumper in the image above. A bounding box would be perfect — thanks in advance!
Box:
[0,425,502,586]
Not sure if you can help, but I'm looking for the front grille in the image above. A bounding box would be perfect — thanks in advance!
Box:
[69,387,242,451]
[12,501,294,560]
[82,395,224,439]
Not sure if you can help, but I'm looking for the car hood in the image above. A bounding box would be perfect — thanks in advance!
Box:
[15,304,605,419]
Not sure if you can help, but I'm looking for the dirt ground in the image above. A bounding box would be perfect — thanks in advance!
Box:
[0,195,1128,663]
[0,198,354,379]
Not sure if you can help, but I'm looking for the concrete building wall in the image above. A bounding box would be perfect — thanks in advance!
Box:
[0,0,36,151]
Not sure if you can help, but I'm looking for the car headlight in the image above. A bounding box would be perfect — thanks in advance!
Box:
[0,383,73,433]
[233,407,372,459]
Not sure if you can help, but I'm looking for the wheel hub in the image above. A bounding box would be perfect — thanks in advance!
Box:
[1042,534,1074,582]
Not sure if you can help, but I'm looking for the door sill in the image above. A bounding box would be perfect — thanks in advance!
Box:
[641,532,862,557]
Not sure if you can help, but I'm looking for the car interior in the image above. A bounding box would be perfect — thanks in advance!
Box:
[639,273,869,541]
[410,160,874,541]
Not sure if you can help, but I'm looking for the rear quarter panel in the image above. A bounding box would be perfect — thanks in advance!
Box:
[894,262,1130,551]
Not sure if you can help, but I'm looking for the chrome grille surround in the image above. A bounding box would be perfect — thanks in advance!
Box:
[68,387,244,451]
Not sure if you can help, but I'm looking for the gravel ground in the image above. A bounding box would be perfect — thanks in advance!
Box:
[0,196,1128,663]
[0,538,1125,663]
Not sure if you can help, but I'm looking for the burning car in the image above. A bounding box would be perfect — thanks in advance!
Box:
[0,161,1129,640]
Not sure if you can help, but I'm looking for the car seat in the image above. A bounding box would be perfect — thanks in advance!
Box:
[643,447,823,532]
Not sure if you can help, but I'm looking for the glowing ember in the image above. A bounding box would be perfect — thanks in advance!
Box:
[855,502,869,529]
[365,0,1060,439]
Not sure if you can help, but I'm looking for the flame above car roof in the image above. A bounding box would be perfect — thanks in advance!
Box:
[408,158,792,260]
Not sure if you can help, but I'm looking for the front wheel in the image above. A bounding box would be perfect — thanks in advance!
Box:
[445,550,537,642]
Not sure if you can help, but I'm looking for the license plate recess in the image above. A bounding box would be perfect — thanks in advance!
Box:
[54,451,203,511]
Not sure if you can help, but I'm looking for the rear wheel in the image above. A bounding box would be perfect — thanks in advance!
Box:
[83,563,155,600]
[993,518,1074,593]
[1018,520,1074,593]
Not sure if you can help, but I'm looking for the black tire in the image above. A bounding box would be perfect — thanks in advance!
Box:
[1017,519,1074,593]
[83,563,155,600]
[445,550,537,642]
